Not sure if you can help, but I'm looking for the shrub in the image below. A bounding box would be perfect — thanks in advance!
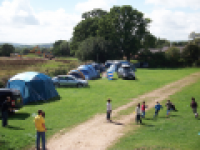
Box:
[47,68,68,77]
[0,75,11,87]
[0,80,4,88]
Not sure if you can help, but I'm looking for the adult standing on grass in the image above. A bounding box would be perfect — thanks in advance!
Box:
[1,96,11,127]
[135,103,142,124]
[141,101,148,118]
[154,101,163,118]
[190,97,198,118]
[107,99,112,122]
[34,110,46,150]
[165,100,173,117]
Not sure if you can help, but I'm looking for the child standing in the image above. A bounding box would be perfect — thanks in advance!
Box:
[141,101,148,118]
[106,99,112,122]
[135,103,142,124]
[190,97,198,118]
[165,100,173,117]
[154,101,163,118]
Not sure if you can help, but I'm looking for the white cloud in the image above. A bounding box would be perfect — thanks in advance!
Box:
[145,0,200,10]
[0,0,81,43]
[145,8,200,40]
[75,0,116,13]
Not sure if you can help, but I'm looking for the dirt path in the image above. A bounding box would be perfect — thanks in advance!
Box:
[47,72,200,150]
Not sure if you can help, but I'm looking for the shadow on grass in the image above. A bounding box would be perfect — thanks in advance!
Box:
[140,122,155,127]
[111,121,124,125]
[9,112,30,120]
[6,125,25,130]
[143,118,153,120]
[26,96,61,106]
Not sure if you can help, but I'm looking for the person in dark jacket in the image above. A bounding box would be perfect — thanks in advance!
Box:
[190,97,198,118]
[1,96,11,127]
[165,100,173,117]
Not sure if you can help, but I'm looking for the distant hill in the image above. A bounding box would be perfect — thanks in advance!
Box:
[0,42,53,49]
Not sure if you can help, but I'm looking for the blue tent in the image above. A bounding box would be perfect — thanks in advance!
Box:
[6,72,59,105]
[87,65,100,78]
[77,65,95,80]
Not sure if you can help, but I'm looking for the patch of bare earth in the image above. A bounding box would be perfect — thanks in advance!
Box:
[46,72,200,150]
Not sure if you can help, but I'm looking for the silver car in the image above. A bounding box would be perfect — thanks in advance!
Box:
[52,75,88,88]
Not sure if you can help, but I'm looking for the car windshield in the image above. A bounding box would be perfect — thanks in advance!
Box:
[123,67,132,72]
[67,77,75,80]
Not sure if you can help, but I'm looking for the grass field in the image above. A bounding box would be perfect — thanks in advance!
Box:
[0,68,199,150]
[109,78,200,150]
[0,58,79,79]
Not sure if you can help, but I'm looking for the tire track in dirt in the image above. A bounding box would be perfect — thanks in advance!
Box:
[47,72,200,150]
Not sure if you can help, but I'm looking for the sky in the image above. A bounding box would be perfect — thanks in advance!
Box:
[0,0,200,44]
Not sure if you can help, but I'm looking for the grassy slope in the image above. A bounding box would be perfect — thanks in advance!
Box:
[109,78,200,150]
[0,68,199,150]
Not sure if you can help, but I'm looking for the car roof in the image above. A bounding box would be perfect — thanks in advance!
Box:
[0,88,12,92]
[0,88,21,94]
[121,64,130,68]
[57,75,74,78]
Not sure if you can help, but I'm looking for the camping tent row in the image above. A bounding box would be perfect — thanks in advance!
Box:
[6,72,59,105]
[68,64,101,80]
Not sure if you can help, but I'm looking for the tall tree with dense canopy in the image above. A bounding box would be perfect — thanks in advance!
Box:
[70,9,108,56]
[0,44,15,56]
[76,36,112,62]
[98,5,151,61]
[52,40,70,56]
[182,43,200,65]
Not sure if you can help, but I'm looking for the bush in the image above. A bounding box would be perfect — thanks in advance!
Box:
[193,60,200,67]
[0,80,4,88]
[47,68,68,77]
[0,75,11,88]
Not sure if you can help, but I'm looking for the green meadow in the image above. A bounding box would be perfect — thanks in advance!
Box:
[109,75,200,150]
[0,68,199,150]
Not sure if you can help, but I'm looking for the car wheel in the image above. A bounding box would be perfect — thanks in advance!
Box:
[77,83,83,88]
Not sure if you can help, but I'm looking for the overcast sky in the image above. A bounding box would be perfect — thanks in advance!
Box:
[0,0,200,44]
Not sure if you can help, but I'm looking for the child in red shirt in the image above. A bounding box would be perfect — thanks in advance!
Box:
[141,101,148,118]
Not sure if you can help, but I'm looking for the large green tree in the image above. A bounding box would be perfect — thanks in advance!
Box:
[0,43,15,56]
[165,47,181,67]
[76,36,112,62]
[182,43,200,65]
[98,5,151,61]
[52,40,70,56]
[70,9,107,56]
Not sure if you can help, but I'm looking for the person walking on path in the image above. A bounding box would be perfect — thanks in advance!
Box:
[190,97,198,118]
[135,103,142,124]
[34,110,46,150]
[1,96,11,127]
[107,99,112,122]
[165,100,173,117]
[141,101,148,118]
[154,101,163,118]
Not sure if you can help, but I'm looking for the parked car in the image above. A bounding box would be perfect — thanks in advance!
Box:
[117,64,135,80]
[52,75,88,88]
[0,88,23,117]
